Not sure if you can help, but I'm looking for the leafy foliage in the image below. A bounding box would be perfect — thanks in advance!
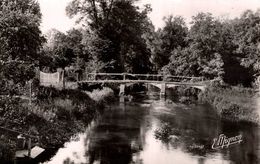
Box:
[0,0,44,88]
[153,16,188,70]
[41,29,78,69]
[66,0,153,73]
[0,0,44,61]
[233,10,260,71]
[159,12,258,85]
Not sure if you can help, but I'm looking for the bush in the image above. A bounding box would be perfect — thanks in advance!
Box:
[199,85,260,124]
[179,96,192,104]
[85,87,114,103]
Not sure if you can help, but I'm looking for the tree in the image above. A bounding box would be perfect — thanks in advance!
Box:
[42,28,111,73]
[155,16,188,70]
[0,0,44,85]
[81,29,110,72]
[66,0,115,30]
[0,0,44,62]
[233,10,260,70]
[187,13,225,78]
[66,0,152,73]
[214,20,254,86]
[162,46,224,79]
[230,10,260,85]
[42,29,79,70]
[142,22,162,72]
[162,13,225,79]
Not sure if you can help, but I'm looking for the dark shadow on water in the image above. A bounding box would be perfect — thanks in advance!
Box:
[84,104,148,164]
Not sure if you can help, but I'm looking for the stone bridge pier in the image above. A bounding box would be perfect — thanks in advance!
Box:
[149,83,167,98]
[149,83,207,98]
[119,84,126,96]
[119,84,126,103]
[119,83,168,101]
[106,82,207,103]
[159,83,166,99]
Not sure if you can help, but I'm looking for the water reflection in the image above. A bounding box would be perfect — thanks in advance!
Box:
[85,104,148,164]
[45,133,87,164]
[45,96,260,164]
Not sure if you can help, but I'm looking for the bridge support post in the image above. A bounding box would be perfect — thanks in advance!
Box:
[119,84,125,103]
[123,73,126,80]
[94,73,97,81]
[160,83,166,99]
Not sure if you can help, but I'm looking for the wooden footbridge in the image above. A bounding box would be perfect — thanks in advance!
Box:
[39,71,210,96]
[78,73,209,96]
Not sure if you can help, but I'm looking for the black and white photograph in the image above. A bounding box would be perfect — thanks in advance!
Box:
[0,0,260,163]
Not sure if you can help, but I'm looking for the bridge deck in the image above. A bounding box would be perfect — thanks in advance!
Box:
[77,73,208,89]
[78,80,206,86]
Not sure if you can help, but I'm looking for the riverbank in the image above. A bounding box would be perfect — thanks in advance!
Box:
[0,86,114,162]
[198,84,260,125]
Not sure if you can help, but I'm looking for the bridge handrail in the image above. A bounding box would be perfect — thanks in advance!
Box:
[85,73,204,80]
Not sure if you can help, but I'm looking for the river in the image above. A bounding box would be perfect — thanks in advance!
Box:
[44,94,260,164]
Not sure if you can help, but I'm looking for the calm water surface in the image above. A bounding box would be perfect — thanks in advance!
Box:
[44,95,260,164]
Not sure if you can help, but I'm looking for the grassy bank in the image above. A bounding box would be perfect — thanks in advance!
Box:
[0,86,114,162]
[198,83,260,125]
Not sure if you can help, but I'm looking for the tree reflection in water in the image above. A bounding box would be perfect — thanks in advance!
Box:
[157,123,215,156]
[83,105,148,164]
[153,104,260,164]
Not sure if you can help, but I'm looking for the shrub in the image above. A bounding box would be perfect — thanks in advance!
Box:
[199,85,260,124]
[179,96,192,104]
[85,87,114,103]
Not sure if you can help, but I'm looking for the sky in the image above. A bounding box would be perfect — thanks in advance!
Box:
[38,0,260,34]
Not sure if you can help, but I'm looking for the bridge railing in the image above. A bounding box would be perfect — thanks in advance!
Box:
[83,73,205,83]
